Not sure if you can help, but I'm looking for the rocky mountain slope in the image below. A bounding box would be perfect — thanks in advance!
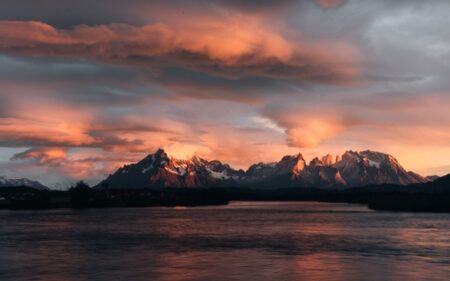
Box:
[97,149,244,189]
[96,149,428,189]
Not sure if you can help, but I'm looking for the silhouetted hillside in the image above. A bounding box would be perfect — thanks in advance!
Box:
[0,174,448,212]
[0,183,229,209]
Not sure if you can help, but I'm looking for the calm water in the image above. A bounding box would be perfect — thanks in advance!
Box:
[0,201,449,281]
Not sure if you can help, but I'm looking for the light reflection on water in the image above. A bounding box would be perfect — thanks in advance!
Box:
[0,201,449,281]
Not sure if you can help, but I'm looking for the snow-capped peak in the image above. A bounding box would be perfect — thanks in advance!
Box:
[0,176,48,190]
[96,148,427,189]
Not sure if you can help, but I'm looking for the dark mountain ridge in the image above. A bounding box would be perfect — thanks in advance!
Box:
[96,148,428,189]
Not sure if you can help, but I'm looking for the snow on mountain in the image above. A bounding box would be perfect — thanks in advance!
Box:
[97,148,427,189]
[333,150,427,186]
[96,149,244,189]
[0,176,49,190]
[244,154,305,183]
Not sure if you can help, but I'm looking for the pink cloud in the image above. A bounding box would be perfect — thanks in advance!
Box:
[0,19,362,85]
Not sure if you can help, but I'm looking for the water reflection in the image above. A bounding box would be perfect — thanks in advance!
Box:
[0,202,448,281]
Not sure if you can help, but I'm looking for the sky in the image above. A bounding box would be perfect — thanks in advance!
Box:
[0,0,449,187]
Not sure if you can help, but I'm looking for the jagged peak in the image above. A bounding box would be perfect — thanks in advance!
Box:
[142,148,168,160]
[280,153,304,162]
[99,147,427,189]
[336,150,360,165]
[321,154,335,166]
[280,155,294,162]
[339,150,394,163]
[247,161,276,172]
[309,157,323,167]
[274,153,306,175]
[190,153,209,165]
[135,148,170,170]
[208,159,223,165]
[359,150,402,167]
[360,149,385,154]
[359,150,390,158]
[155,148,168,157]
[342,150,358,157]
[291,154,306,174]
[155,147,165,153]
[294,153,305,161]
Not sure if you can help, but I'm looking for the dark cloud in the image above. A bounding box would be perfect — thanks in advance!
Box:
[153,67,290,103]
[0,0,146,27]
[216,0,297,12]
[0,0,298,27]
[60,85,158,106]
[0,55,136,83]
[0,123,148,152]
[0,136,73,148]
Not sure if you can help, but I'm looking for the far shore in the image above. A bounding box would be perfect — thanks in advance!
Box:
[1,185,449,213]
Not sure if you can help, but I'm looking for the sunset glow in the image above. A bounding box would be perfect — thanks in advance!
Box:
[0,0,449,186]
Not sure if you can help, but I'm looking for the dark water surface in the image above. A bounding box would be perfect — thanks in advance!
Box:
[0,202,449,281]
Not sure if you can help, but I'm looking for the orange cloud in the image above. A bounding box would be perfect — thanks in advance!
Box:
[11,147,66,165]
[5,112,299,180]
[10,147,140,181]
[262,107,351,148]
[285,119,344,148]
[163,123,299,169]
[0,19,361,85]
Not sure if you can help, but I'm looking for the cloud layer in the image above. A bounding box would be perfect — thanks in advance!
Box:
[0,19,361,85]
[0,0,449,186]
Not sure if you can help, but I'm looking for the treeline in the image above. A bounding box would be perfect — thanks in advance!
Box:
[0,181,229,209]
[223,187,450,212]
[1,177,449,212]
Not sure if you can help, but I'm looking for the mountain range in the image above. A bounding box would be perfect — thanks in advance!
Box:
[0,176,48,190]
[96,149,428,189]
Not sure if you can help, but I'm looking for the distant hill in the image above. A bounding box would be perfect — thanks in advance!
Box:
[349,173,450,193]
[427,173,450,191]
[426,175,440,181]
[96,148,428,189]
[0,176,49,190]
[361,174,450,212]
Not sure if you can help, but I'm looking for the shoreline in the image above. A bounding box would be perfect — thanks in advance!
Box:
[1,186,449,212]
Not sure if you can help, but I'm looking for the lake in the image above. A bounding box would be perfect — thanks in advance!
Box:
[0,201,449,281]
